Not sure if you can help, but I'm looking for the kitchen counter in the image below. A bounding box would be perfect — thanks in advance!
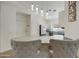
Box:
[12,35,64,43]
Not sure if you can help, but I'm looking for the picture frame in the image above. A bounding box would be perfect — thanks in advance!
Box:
[68,1,76,22]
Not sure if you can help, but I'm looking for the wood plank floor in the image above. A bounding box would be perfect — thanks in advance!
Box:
[0,50,14,58]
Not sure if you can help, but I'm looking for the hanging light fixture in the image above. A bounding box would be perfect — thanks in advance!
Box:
[36,5,39,14]
[40,8,44,16]
[46,11,48,16]
[31,3,34,11]
[31,3,46,16]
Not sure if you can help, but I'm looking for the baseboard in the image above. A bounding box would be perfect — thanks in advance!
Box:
[0,48,12,54]
[0,50,12,54]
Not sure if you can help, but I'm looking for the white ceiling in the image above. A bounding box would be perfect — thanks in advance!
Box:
[18,1,65,12]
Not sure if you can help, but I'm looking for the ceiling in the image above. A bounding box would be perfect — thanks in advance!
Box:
[18,1,65,13]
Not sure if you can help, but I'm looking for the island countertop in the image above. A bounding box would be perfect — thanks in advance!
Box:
[12,35,64,43]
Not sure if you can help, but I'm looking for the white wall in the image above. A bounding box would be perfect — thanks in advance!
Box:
[0,3,16,52]
[0,2,31,52]
[63,2,79,40]
[45,18,59,28]
[16,12,31,37]
[31,13,45,36]
[59,11,65,27]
